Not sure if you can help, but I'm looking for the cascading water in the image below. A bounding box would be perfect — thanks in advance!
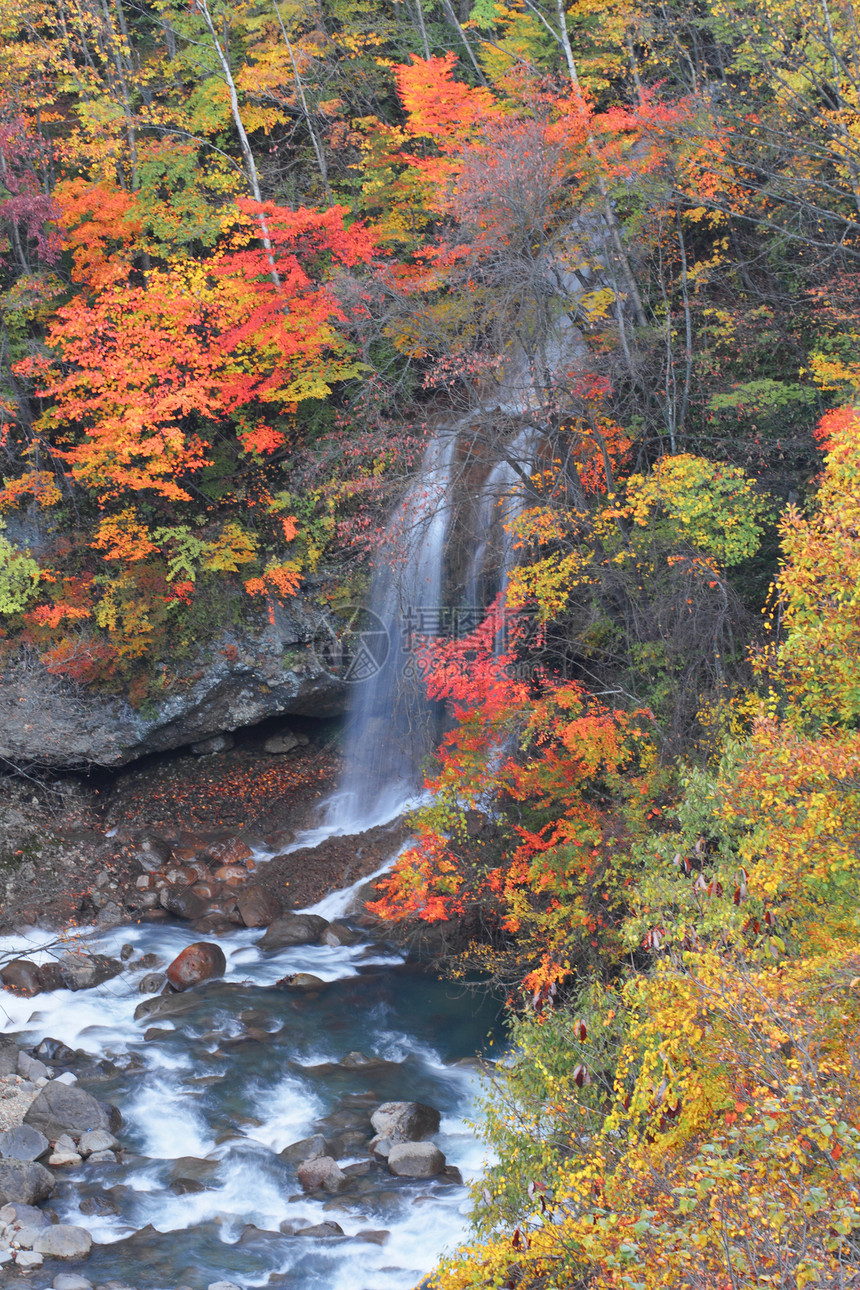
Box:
[326,431,459,831]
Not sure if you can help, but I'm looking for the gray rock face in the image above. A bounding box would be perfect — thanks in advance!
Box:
[0,607,344,769]
[24,1082,120,1141]
[0,1125,50,1162]
[17,1052,50,1082]
[58,953,122,992]
[0,1160,55,1205]
[259,914,328,950]
[0,1202,50,1228]
[78,1130,119,1157]
[0,1038,18,1077]
[386,1141,445,1178]
[296,1156,348,1194]
[52,1275,94,1290]
[33,1224,93,1259]
[369,1102,441,1143]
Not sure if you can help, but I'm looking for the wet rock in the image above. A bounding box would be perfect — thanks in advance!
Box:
[79,1195,119,1218]
[52,1276,94,1290]
[355,1229,390,1245]
[159,887,209,921]
[78,1130,119,1157]
[168,1156,220,1190]
[17,1052,50,1082]
[0,1160,55,1205]
[131,834,172,872]
[33,1039,76,1065]
[24,1081,120,1141]
[96,902,124,928]
[208,839,252,865]
[33,1224,93,1259]
[278,972,326,991]
[138,973,166,995]
[370,1101,441,1143]
[212,864,247,885]
[191,733,234,755]
[259,913,328,950]
[387,1141,445,1178]
[0,1125,49,1163]
[165,942,227,991]
[190,915,237,937]
[136,954,162,970]
[325,1130,371,1159]
[278,1134,327,1164]
[0,960,44,996]
[36,963,66,992]
[340,1051,387,1070]
[236,885,281,928]
[296,1156,348,1194]
[297,1221,344,1238]
[207,1283,242,1290]
[87,1150,116,1163]
[320,923,361,947]
[58,953,123,992]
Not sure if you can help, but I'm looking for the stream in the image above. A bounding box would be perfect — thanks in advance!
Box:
[0,855,502,1289]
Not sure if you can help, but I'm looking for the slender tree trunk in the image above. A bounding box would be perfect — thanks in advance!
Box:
[272,2,332,201]
[196,0,281,286]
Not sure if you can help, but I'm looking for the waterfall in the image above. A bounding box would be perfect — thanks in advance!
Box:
[324,425,538,831]
[324,430,458,829]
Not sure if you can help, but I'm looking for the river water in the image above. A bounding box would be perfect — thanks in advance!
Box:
[0,864,501,1289]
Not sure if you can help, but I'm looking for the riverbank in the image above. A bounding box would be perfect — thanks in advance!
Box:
[0,728,357,935]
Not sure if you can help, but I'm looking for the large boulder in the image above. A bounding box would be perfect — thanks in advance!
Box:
[236,885,281,928]
[370,1102,441,1143]
[24,1081,121,1141]
[0,1126,50,1162]
[0,960,46,996]
[258,914,328,950]
[33,1225,93,1259]
[58,953,122,992]
[0,1160,55,1205]
[166,942,227,991]
[159,887,210,921]
[278,1134,327,1165]
[296,1156,348,1194]
[386,1141,445,1178]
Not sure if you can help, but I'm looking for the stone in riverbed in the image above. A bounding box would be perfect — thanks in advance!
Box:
[14,1250,44,1270]
[78,1130,119,1157]
[370,1101,441,1143]
[0,1125,50,1162]
[0,1037,18,1076]
[138,973,166,995]
[191,732,234,755]
[165,942,227,991]
[52,1276,94,1290]
[159,886,209,921]
[278,973,326,991]
[0,1160,55,1205]
[17,1052,50,1082]
[296,1156,348,1194]
[236,885,281,928]
[259,913,328,950]
[0,1202,50,1228]
[0,960,44,996]
[58,953,122,992]
[24,1081,121,1141]
[386,1141,446,1178]
[278,1134,327,1164]
[33,1224,93,1259]
[207,1283,242,1290]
